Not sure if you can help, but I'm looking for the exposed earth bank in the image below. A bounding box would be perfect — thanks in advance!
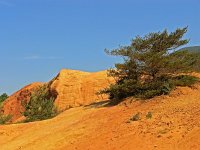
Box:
[1,69,114,122]
[0,77,200,150]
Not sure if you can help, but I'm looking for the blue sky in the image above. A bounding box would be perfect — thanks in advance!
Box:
[0,0,199,94]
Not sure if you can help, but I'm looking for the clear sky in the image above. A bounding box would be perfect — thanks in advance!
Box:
[0,0,199,95]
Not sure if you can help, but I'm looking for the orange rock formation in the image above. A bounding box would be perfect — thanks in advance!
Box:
[2,69,114,121]
[50,69,114,111]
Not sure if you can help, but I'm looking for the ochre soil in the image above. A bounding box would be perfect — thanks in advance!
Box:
[1,81,200,150]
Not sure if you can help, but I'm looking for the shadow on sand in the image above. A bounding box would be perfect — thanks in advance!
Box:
[84,100,113,109]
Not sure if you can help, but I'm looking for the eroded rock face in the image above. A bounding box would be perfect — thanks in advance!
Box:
[50,69,114,111]
[2,69,114,122]
[1,82,43,121]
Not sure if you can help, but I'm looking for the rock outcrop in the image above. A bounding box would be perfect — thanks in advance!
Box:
[50,69,114,111]
[2,69,114,121]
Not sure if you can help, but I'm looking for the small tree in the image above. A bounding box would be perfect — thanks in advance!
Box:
[24,84,57,122]
[101,27,198,104]
[0,93,8,103]
[0,93,11,124]
[0,114,12,125]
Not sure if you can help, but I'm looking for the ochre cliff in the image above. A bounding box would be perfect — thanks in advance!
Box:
[2,69,114,121]
[49,69,114,111]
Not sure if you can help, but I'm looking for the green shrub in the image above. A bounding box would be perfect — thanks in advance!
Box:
[130,113,140,121]
[0,93,8,104]
[146,112,152,119]
[103,75,198,102]
[0,102,12,125]
[171,75,199,87]
[0,114,12,125]
[23,84,57,122]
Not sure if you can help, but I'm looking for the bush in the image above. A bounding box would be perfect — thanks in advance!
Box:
[0,114,12,125]
[23,84,57,122]
[103,75,199,102]
[171,75,199,87]
[0,93,8,104]
[146,112,153,119]
[130,113,141,121]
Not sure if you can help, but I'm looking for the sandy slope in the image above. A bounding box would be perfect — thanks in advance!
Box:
[0,83,200,150]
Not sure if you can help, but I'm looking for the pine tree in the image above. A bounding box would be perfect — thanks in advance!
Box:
[23,85,57,122]
[101,27,198,104]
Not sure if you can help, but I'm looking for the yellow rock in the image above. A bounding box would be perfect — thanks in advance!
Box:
[50,69,114,111]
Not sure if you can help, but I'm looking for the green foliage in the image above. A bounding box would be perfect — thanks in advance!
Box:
[0,93,8,103]
[0,96,12,124]
[171,75,199,87]
[178,46,200,72]
[0,114,12,125]
[101,27,199,104]
[24,84,57,122]
[103,75,198,103]
[146,112,152,119]
[130,113,140,121]
[179,46,200,53]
